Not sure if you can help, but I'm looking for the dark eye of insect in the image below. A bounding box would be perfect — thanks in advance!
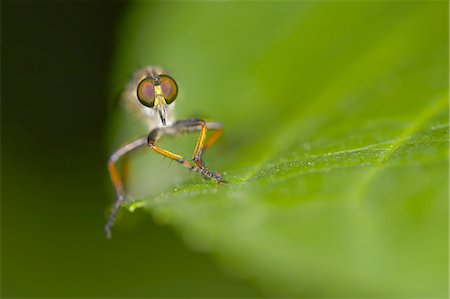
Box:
[159,75,178,104]
[137,78,156,107]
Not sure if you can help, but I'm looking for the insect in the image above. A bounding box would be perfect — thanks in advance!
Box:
[105,66,225,238]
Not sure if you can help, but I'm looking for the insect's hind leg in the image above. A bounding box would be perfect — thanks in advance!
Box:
[105,136,147,239]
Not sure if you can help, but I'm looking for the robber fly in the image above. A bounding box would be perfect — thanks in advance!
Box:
[105,66,225,238]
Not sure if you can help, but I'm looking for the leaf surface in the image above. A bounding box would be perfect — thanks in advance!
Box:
[112,2,448,296]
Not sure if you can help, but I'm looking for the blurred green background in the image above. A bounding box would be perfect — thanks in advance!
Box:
[2,1,448,298]
[2,2,260,297]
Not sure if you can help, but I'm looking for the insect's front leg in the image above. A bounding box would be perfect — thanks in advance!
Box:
[173,119,225,183]
[147,126,195,171]
[148,119,225,183]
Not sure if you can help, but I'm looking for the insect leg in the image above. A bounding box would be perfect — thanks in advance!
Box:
[199,122,223,166]
[173,119,225,183]
[203,124,223,150]
[105,136,147,239]
[147,127,195,171]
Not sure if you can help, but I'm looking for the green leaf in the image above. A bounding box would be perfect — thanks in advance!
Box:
[111,2,448,297]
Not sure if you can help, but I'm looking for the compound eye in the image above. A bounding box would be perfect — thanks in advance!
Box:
[136,78,156,107]
[159,75,178,104]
